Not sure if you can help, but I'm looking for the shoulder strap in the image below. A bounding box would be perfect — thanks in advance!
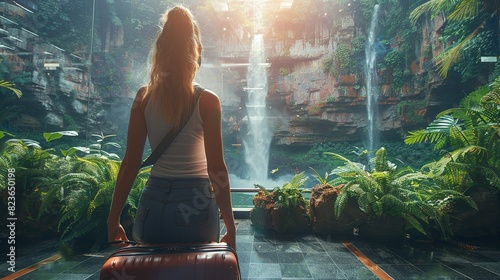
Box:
[140,85,204,168]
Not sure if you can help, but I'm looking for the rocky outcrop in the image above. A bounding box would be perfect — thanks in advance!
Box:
[200,3,461,146]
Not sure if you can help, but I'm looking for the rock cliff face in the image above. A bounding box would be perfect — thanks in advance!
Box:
[1,9,128,134]
[197,3,469,146]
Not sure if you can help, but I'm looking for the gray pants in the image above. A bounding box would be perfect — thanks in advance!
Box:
[132,176,220,244]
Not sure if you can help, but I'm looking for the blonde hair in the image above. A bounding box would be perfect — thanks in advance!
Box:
[144,5,202,130]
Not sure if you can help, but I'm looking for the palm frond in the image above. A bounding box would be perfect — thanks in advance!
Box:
[0,80,22,98]
[404,115,459,149]
[409,0,449,25]
[434,22,481,77]
[448,0,479,21]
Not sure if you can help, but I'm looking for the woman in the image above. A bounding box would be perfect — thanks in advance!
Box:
[107,5,236,250]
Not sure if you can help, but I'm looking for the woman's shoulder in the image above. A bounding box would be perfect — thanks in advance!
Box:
[198,88,221,118]
[133,86,149,112]
[199,88,220,104]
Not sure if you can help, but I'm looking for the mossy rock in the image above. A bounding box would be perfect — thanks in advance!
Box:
[309,184,365,235]
[250,192,310,233]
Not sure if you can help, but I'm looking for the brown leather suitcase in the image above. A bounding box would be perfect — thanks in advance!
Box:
[100,243,240,280]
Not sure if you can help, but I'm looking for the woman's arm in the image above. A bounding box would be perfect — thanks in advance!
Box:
[200,89,236,249]
[107,88,148,243]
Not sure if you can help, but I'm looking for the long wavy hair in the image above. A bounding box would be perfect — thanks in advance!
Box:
[144,5,202,130]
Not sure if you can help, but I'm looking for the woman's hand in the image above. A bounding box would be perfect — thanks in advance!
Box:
[220,231,236,251]
[107,224,129,247]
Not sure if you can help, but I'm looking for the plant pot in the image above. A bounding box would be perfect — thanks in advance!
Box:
[309,184,365,235]
[250,191,310,233]
[358,215,407,242]
[450,185,500,238]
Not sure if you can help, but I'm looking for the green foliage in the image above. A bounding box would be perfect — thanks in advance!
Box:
[0,80,22,98]
[335,44,352,73]
[0,130,143,251]
[405,80,500,190]
[352,36,366,54]
[384,50,408,90]
[322,44,353,76]
[409,0,497,77]
[326,147,432,235]
[322,53,336,75]
[258,172,309,209]
[53,156,148,250]
[43,131,79,143]
[397,99,429,124]
[384,50,404,69]
[325,147,475,239]
[309,166,330,185]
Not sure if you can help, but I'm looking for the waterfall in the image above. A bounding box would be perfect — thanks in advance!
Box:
[242,34,272,182]
[365,4,380,161]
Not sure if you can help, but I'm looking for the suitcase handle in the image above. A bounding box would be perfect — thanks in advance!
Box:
[107,240,138,246]
[114,244,237,256]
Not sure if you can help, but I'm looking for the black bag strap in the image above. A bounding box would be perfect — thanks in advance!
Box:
[140,85,204,168]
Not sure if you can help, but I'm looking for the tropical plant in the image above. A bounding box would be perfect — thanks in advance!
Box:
[251,172,310,232]
[0,80,22,98]
[87,132,122,160]
[405,82,500,190]
[326,147,475,240]
[0,138,69,237]
[394,167,477,239]
[255,172,309,209]
[409,0,500,77]
[49,155,149,252]
[327,147,433,235]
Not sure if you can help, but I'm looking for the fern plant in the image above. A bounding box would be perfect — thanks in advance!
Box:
[405,83,500,190]
[251,172,310,232]
[0,139,68,237]
[327,147,433,235]
[52,155,149,251]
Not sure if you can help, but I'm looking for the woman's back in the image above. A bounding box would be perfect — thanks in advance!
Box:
[143,92,208,178]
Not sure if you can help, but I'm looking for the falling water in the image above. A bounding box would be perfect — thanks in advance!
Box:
[242,34,272,182]
[365,5,380,161]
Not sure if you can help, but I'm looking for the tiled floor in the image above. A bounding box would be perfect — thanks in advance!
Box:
[1,219,500,279]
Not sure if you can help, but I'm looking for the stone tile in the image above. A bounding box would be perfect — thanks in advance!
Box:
[277,252,306,263]
[280,263,312,278]
[377,264,427,279]
[237,234,255,243]
[307,263,347,279]
[335,264,379,280]
[248,263,281,278]
[444,262,500,279]
[390,247,440,264]
[303,252,334,265]
[250,251,279,263]
[414,263,472,279]
[253,241,276,252]
[298,242,326,253]
[352,244,410,265]
[476,262,500,275]
[237,241,254,252]
[275,243,302,253]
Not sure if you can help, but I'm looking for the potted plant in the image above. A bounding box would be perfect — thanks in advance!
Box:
[250,172,311,233]
[326,147,433,242]
[405,84,500,238]
[309,168,365,235]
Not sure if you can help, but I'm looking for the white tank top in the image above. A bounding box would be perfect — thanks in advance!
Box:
[143,96,208,178]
